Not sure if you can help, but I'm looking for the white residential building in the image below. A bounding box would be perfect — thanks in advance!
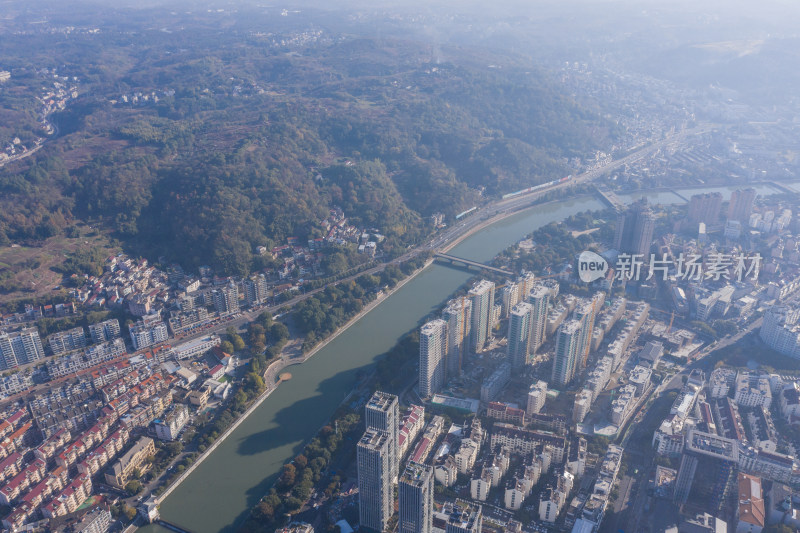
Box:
[420,319,448,398]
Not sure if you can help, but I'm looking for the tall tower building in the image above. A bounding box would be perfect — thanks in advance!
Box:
[442,299,472,380]
[507,302,533,369]
[673,453,698,505]
[687,192,722,225]
[573,294,603,370]
[517,272,536,302]
[365,391,400,483]
[500,283,519,319]
[526,285,550,354]
[357,429,393,533]
[551,320,583,388]
[420,319,448,399]
[469,280,496,352]
[728,188,757,223]
[0,328,45,370]
[614,198,655,256]
[399,462,434,533]
[673,429,739,512]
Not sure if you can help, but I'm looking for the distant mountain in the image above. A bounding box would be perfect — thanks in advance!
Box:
[0,7,618,276]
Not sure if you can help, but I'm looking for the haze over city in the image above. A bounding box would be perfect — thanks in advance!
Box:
[0,1,799,533]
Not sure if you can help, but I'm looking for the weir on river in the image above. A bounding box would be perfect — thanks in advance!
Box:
[141,183,785,533]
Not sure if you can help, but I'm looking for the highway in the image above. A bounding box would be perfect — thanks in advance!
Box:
[0,123,714,406]
[109,123,718,367]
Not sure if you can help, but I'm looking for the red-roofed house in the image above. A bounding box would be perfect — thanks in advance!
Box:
[209,364,224,380]
[736,473,765,533]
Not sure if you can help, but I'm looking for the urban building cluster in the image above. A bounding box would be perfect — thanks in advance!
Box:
[0,321,236,530]
[646,363,800,532]
[366,189,800,532]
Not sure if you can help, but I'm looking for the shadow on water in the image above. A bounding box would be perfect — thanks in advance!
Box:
[216,365,369,532]
[237,366,362,457]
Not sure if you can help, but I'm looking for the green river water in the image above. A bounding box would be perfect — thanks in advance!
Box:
[142,183,783,532]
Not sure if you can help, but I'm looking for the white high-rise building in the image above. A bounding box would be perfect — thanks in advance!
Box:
[508,302,533,369]
[442,298,472,380]
[358,429,393,533]
[518,272,536,302]
[0,328,45,370]
[526,285,550,354]
[420,319,448,398]
[469,280,495,352]
[500,283,519,319]
[365,391,400,483]
[399,462,434,533]
[551,320,583,388]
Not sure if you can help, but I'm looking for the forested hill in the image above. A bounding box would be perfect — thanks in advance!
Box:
[0,6,619,276]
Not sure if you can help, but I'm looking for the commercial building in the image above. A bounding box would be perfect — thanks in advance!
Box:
[365,391,399,483]
[399,462,434,533]
[420,319,448,398]
[469,280,495,352]
[357,429,393,533]
[0,327,45,370]
[673,429,738,513]
[172,334,221,360]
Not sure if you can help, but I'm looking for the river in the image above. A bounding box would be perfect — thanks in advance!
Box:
[142,183,783,533]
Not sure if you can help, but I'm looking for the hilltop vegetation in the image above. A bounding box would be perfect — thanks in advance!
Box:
[0,4,618,277]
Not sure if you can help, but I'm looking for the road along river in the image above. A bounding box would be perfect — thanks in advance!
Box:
[142,183,782,532]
